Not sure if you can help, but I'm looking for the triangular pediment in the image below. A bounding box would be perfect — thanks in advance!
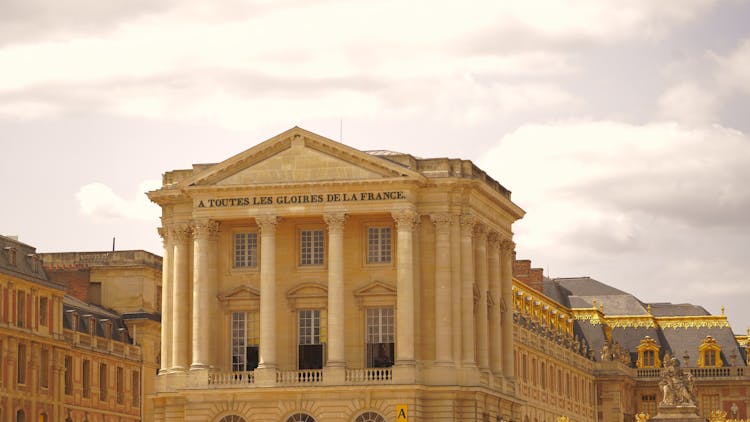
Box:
[287,282,328,299]
[353,280,397,298]
[218,284,260,301]
[182,127,425,187]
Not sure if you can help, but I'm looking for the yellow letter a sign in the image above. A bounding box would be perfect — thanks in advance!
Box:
[396,404,408,421]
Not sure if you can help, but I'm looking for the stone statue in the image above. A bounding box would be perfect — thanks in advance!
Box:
[658,356,696,407]
[730,402,739,419]
[601,342,612,361]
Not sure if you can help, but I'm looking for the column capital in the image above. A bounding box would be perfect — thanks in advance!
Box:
[488,231,501,249]
[430,213,453,234]
[157,226,170,243]
[392,209,418,231]
[192,220,220,240]
[474,223,488,241]
[460,213,476,236]
[172,224,192,242]
[323,212,347,232]
[256,215,279,234]
[500,239,516,254]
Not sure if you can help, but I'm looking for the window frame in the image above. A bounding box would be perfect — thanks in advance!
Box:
[232,230,259,270]
[365,307,394,368]
[298,228,325,267]
[365,225,393,265]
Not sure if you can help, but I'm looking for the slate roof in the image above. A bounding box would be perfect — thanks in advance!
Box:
[0,234,63,290]
[63,295,133,344]
[545,276,746,366]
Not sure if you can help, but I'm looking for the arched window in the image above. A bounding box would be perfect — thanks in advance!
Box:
[218,416,247,422]
[285,413,316,422]
[354,411,386,422]
[16,409,24,422]
[698,336,722,367]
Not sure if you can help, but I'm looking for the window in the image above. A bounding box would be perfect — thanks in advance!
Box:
[16,290,25,328]
[64,356,73,395]
[40,349,49,388]
[298,310,323,369]
[285,413,316,422]
[131,370,140,407]
[367,226,391,264]
[82,360,91,398]
[300,230,324,266]
[355,412,386,422]
[701,394,720,418]
[99,363,108,401]
[231,312,259,372]
[698,335,722,367]
[17,343,26,384]
[39,297,48,326]
[116,367,124,404]
[540,362,546,389]
[643,350,655,367]
[15,410,23,422]
[234,232,258,268]
[7,247,17,266]
[641,394,657,417]
[703,351,717,366]
[366,307,394,368]
[218,416,247,422]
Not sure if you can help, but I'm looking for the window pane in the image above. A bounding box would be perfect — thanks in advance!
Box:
[300,230,324,265]
[234,232,258,268]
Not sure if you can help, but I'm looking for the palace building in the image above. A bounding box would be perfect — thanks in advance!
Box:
[146,127,750,422]
[147,127,525,421]
[0,233,161,422]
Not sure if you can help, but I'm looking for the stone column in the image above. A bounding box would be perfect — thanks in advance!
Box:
[157,226,173,374]
[191,220,219,370]
[450,215,462,364]
[488,232,502,375]
[393,209,417,367]
[171,224,191,372]
[475,224,489,371]
[324,213,347,370]
[431,214,453,365]
[500,239,515,379]
[460,213,476,367]
[256,216,279,373]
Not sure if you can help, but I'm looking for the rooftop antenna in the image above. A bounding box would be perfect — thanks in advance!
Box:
[112,237,115,252]
[339,117,343,142]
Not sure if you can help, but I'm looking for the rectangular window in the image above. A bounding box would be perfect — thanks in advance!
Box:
[641,394,657,417]
[300,230,324,266]
[99,363,107,401]
[116,367,124,404]
[40,349,49,388]
[644,350,655,367]
[17,343,26,384]
[367,226,391,264]
[64,356,73,395]
[131,370,140,407]
[39,297,48,326]
[701,394,720,418]
[233,232,258,268]
[82,360,91,398]
[298,309,323,369]
[16,290,25,328]
[366,307,394,368]
[704,351,717,366]
[231,312,259,372]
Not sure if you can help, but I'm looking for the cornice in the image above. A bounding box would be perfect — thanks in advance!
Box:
[656,315,730,329]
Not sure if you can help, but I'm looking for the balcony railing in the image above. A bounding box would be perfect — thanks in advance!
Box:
[276,369,323,385]
[208,371,255,386]
[636,366,746,379]
[345,367,392,383]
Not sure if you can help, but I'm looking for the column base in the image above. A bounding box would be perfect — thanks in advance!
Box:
[168,365,187,373]
[189,363,210,371]
[323,365,346,385]
[254,366,278,387]
[393,362,417,384]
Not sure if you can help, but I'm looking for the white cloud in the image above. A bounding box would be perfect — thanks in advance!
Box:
[657,82,719,124]
[77,180,161,221]
[714,38,750,95]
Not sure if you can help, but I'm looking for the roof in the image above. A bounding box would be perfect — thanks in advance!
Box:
[0,234,63,290]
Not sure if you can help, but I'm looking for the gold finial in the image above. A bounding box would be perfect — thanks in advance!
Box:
[647,304,652,315]
[557,417,570,422]
[721,305,725,315]
[592,298,597,309]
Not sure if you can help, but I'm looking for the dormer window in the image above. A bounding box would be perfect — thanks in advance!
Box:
[636,336,661,368]
[4,246,17,265]
[698,335,722,367]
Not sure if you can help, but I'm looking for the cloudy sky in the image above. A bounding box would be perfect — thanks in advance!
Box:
[2,1,749,331]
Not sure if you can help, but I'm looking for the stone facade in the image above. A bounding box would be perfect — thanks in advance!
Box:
[148,127,526,421]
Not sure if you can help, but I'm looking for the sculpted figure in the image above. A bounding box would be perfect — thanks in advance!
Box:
[659,356,696,406]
